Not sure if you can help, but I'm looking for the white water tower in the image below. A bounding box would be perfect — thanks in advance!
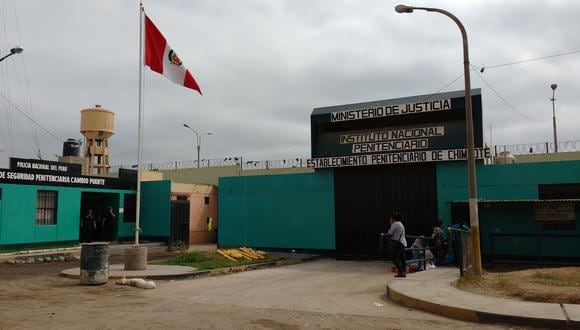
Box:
[496,151,516,164]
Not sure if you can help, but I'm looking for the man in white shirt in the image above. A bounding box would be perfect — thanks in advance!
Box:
[387,212,407,278]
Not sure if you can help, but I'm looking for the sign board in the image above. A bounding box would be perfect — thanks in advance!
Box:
[0,158,136,190]
[308,90,484,168]
[307,148,490,169]
[330,99,451,122]
[535,203,575,221]
[535,203,576,229]
[10,158,82,175]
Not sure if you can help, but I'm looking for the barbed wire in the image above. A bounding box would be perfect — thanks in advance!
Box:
[110,139,580,173]
[493,140,580,155]
[110,156,310,172]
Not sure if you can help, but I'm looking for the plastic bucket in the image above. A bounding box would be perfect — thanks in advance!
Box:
[80,242,109,285]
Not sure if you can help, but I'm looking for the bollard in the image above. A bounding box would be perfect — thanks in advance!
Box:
[80,243,109,285]
[124,246,148,270]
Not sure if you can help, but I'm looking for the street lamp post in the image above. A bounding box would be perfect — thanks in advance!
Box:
[183,124,212,168]
[550,84,558,153]
[0,47,24,63]
[395,4,483,275]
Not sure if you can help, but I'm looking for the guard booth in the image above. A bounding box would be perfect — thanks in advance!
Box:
[0,158,137,247]
[308,89,487,259]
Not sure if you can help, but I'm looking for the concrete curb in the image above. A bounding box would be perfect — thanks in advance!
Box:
[386,269,579,329]
[179,255,319,280]
[388,285,571,328]
[60,255,321,281]
[387,285,479,322]
[60,264,197,280]
[0,246,80,261]
[0,242,167,263]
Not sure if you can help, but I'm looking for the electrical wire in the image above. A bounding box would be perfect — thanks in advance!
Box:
[0,1,45,159]
[10,0,42,159]
[0,102,38,155]
[556,118,579,141]
[0,1,15,155]
[471,65,545,123]
[0,93,63,143]
[474,49,580,72]
[414,72,464,105]
[432,72,464,95]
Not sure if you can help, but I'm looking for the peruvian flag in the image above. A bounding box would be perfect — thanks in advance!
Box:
[144,15,202,95]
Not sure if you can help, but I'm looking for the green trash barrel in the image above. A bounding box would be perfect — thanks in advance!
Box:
[80,242,109,285]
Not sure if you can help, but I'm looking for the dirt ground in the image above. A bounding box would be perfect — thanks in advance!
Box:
[0,258,510,329]
[457,266,580,304]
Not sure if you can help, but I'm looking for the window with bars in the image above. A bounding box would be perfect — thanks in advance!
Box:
[36,190,58,225]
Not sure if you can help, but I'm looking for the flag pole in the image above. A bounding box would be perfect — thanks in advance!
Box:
[135,1,145,247]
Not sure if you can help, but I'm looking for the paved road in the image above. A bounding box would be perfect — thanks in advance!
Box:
[0,259,508,329]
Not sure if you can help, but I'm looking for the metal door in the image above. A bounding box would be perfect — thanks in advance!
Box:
[169,200,190,249]
[334,163,438,259]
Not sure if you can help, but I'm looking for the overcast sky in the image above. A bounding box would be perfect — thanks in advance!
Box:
[0,0,579,168]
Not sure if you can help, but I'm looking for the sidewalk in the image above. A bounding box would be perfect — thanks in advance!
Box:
[387,267,580,328]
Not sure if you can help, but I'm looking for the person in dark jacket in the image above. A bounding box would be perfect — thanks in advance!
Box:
[102,206,116,241]
[431,220,446,266]
[81,209,96,243]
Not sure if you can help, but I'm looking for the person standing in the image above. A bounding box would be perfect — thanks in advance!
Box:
[387,212,407,278]
[431,220,446,266]
[81,209,96,243]
[207,216,217,243]
[102,206,117,241]
[206,216,213,232]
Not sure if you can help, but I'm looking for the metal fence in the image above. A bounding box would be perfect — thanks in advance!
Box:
[406,235,434,272]
[449,228,472,276]
[109,139,580,172]
[380,231,473,275]
[110,157,310,172]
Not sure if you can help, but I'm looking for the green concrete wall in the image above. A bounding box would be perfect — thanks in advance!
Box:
[478,205,580,258]
[0,184,134,245]
[218,170,335,250]
[437,160,580,257]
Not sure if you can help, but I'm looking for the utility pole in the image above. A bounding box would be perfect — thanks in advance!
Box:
[395,4,483,275]
[550,84,558,153]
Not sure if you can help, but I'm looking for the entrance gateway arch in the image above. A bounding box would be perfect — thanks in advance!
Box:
[308,90,485,259]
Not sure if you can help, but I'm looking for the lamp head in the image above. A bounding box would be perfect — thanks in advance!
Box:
[207,132,213,136]
[395,5,414,13]
[10,46,23,54]
[550,84,557,91]
[183,123,190,128]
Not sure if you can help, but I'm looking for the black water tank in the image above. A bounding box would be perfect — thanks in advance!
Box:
[63,138,81,157]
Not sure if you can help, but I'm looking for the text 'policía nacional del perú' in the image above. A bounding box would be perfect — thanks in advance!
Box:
[330,99,451,122]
